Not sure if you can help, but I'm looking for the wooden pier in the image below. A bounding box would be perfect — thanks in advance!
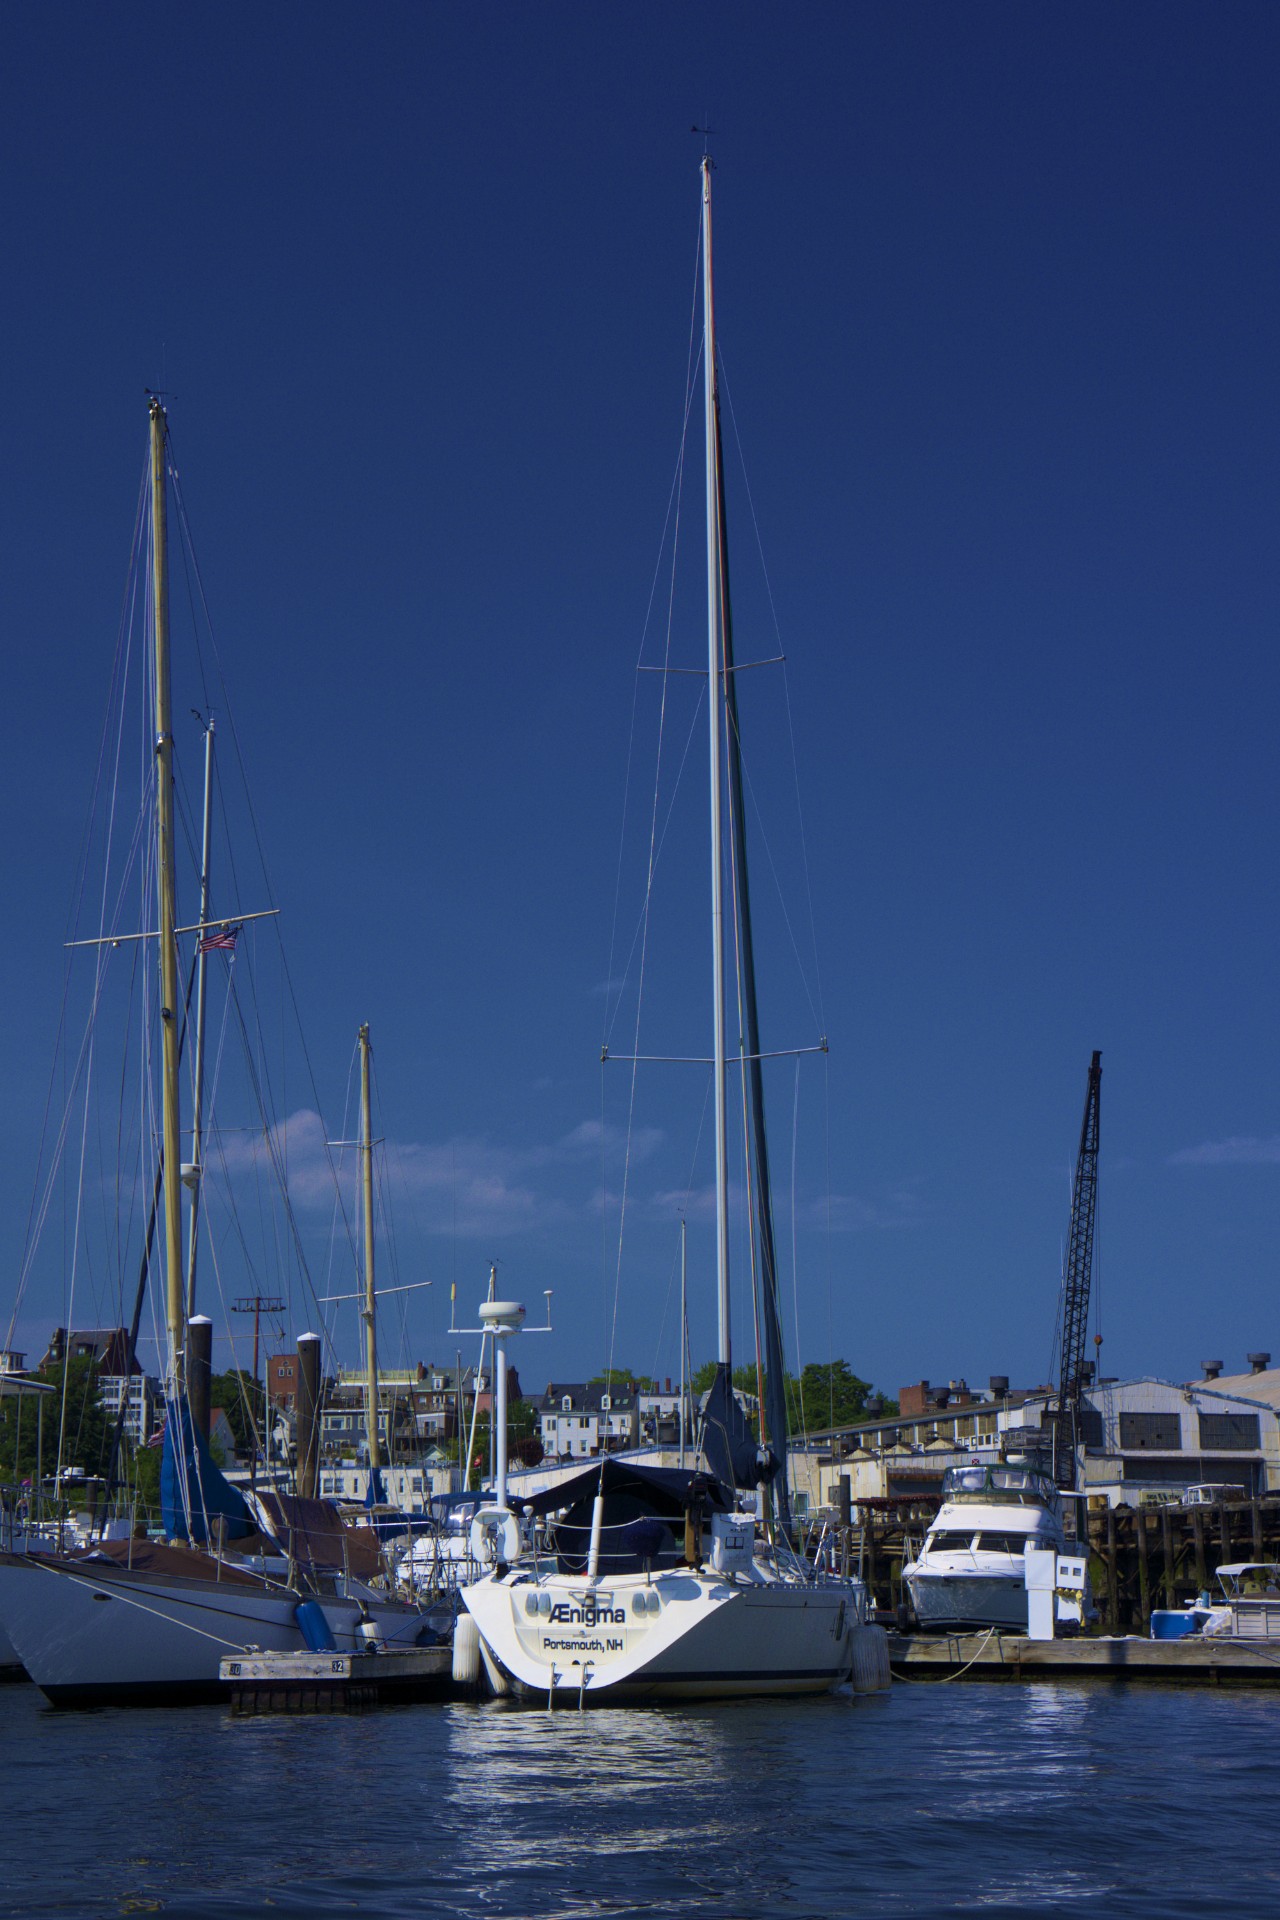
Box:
[889,1629,1280,1686]
[221,1644,452,1714]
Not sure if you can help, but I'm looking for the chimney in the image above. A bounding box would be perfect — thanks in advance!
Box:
[1248,1352,1271,1375]
[1202,1360,1224,1381]
[665,1377,671,1393]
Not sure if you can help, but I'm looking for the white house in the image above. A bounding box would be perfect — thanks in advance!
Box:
[538,1382,638,1460]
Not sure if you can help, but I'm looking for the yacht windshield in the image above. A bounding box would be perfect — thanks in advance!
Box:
[941,1464,1054,1503]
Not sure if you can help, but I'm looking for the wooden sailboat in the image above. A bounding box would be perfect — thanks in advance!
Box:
[0,402,428,1705]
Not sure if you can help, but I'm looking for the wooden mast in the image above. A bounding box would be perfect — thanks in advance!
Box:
[359,1022,383,1478]
[149,398,185,1393]
[184,715,215,1319]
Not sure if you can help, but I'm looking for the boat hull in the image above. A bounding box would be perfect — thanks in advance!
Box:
[904,1567,1031,1632]
[0,1551,426,1707]
[464,1569,864,1701]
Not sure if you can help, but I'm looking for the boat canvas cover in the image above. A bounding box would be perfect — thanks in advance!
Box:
[160,1398,255,1543]
[700,1363,778,1492]
[520,1459,730,1577]
[250,1489,383,1578]
[519,1458,729,1519]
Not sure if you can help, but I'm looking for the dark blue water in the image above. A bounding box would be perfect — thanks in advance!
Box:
[2,1678,1277,1918]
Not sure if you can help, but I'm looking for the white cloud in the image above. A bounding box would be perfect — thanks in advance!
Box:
[205,1109,659,1238]
[1169,1136,1280,1168]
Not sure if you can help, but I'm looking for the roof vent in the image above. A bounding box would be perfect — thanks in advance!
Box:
[1202,1360,1224,1380]
[1248,1351,1271,1374]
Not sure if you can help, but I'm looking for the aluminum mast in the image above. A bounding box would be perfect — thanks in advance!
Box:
[702,154,731,1367]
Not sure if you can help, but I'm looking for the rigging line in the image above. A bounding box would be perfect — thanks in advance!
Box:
[8,483,149,1352]
[824,1048,835,1439]
[605,303,704,1385]
[603,688,707,1054]
[58,535,155,1480]
[170,465,351,1292]
[602,231,704,1052]
[219,981,329,1337]
[718,356,828,1035]
[788,1059,805,1444]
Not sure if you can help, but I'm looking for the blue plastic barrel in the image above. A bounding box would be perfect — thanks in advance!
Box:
[1150,1609,1201,1640]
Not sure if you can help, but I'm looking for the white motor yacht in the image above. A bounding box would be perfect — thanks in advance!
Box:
[904,1460,1067,1631]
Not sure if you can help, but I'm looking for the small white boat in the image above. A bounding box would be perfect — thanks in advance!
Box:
[904,1460,1068,1632]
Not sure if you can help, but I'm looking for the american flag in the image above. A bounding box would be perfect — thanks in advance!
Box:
[197,925,240,954]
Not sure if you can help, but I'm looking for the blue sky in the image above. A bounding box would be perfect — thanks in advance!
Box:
[2,4,1278,1405]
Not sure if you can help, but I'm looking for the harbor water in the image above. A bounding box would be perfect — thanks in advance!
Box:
[2,1679,1278,1918]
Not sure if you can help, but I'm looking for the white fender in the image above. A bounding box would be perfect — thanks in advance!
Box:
[452,1612,482,1686]
[468,1506,522,1566]
[849,1622,892,1694]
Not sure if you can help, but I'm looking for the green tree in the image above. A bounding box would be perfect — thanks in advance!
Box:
[588,1368,654,1391]
[209,1370,265,1460]
[790,1360,874,1434]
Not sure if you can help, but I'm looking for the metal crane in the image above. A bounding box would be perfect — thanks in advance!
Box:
[1049,1050,1102,1493]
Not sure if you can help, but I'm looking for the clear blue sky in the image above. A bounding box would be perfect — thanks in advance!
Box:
[2,4,1278,1405]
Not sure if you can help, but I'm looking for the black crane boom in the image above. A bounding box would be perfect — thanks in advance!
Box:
[1050,1050,1102,1491]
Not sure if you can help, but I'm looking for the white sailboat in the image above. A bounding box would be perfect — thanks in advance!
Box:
[459,160,884,1702]
[0,401,429,1705]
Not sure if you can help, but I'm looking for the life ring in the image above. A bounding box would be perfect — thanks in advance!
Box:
[469,1507,522,1566]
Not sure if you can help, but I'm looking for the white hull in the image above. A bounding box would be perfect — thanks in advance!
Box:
[904,1566,1032,1632]
[0,1552,428,1706]
[904,1479,1067,1633]
[463,1568,866,1700]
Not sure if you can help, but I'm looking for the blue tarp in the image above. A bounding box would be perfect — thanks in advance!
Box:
[159,1397,255,1543]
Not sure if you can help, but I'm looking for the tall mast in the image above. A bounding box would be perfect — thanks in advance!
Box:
[149,399,185,1392]
[359,1022,382,1476]
[184,716,215,1319]
[702,155,731,1368]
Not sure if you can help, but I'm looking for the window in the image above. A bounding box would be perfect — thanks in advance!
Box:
[562,1396,572,1413]
[1198,1412,1261,1451]
[927,1531,976,1551]
[601,1394,612,1412]
[1119,1411,1181,1451]
[975,1533,1031,1555]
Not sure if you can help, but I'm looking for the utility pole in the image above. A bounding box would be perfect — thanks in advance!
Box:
[232,1294,285,1491]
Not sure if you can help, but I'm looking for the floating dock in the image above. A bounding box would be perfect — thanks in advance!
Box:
[221,1644,452,1714]
[889,1630,1280,1687]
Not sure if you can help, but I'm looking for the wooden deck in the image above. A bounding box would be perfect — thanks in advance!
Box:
[889,1630,1280,1686]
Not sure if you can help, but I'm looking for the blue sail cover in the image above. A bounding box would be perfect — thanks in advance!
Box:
[159,1398,255,1543]
[700,1363,781,1493]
